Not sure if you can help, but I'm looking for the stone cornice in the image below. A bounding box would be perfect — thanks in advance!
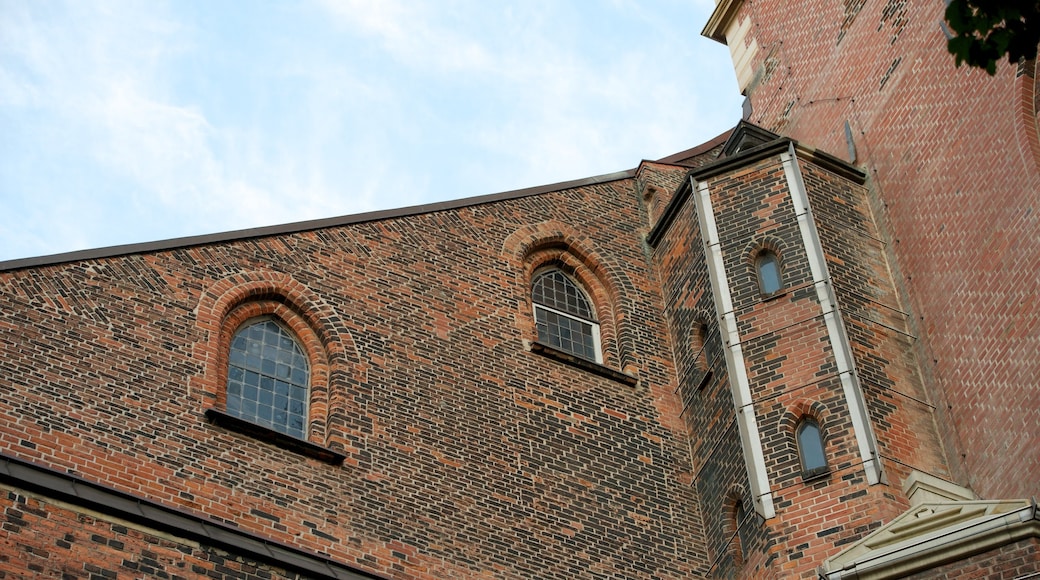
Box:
[702,0,746,43]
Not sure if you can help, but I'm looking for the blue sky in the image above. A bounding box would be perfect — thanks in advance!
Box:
[0,1,741,262]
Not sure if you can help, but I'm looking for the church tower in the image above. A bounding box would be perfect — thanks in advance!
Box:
[650,123,952,577]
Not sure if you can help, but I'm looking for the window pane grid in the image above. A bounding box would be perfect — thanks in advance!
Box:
[532,271,595,320]
[227,319,308,438]
[535,306,597,361]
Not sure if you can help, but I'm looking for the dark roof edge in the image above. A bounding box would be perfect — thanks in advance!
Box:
[690,138,865,184]
[0,169,636,272]
[646,176,694,248]
[647,138,867,247]
[0,452,383,580]
[653,129,732,165]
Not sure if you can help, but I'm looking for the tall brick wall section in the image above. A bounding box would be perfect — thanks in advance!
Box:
[653,146,953,578]
[650,170,742,577]
[725,0,1040,500]
[0,179,709,578]
[800,159,950,484]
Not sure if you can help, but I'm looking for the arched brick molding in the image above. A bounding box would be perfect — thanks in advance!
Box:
[780,399,834,475]
[745,236,789,296]
[192,272,365,458]
[691,309,721,372]
[745,236,788,270]
[1015,58,1040,180]
[502,221,638,373]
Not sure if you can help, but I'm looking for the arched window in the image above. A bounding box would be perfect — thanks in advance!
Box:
[734,500,748,563]
[797,418,828,476]
[226,318,309,439]
[694,322,710,371]
[756,251,783,295]
[532,269,601,363]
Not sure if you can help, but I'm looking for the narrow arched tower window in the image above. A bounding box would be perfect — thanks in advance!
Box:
[734,500,748,563]
[532,269,602,363]
[227,318,309,438]
[797,419,827,476]
[756,251,783,295]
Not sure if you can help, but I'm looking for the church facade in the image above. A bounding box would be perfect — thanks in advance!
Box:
[1,1,1037,578]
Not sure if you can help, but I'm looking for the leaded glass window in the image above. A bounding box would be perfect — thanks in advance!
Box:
[532,269,601,363]
[226,318,309,438]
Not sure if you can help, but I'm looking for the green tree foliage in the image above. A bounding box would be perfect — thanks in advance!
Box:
[946,0,1040,74]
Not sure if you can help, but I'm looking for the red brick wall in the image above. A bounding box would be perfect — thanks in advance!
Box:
[0,484,305,580]
[727,0,1040,500]
[651,145,951,578]
[0,179,710,578]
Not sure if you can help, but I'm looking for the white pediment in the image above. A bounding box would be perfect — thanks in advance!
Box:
[820,498,1037,580]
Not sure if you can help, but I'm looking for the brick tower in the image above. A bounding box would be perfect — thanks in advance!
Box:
[650,122,954,578]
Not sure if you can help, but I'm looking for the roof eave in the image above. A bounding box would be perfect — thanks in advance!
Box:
[0,169,636,272]
[702,0,746,44]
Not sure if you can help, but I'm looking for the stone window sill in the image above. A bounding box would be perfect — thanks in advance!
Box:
[526,341,639,387]
[801,466,830,482]
[204,409,345,465]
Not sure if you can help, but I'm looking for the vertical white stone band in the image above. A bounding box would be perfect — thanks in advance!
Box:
[781,143,882,485]
[693,176,776,519]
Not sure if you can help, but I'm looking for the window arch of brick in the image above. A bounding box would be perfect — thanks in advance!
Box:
[531,267,602,363]
[796,417,828,476]
[746,237,787,297]
[193,273,365,462]
[781,400,833,480]
[502,221,636,374]
[692,312,722,373]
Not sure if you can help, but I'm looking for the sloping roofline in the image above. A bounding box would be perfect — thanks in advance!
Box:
[0,134,731,272]
[1,172,633,272]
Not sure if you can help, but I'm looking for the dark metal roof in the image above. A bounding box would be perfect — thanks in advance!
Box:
[646,135,867,248]
[0,134,737,272]
[653,130,731,165]
[0,452,383,580]
[0,169,635,272]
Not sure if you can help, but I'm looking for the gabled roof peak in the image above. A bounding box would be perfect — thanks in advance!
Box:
[720,120,781,157]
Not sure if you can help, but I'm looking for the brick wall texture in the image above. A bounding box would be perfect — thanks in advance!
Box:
[650,144,951,578]
[729,0,1040,500]
[0,175,716,579]
[1,485,305,580]
[1,0,1038,578]
[903,537,1040,580]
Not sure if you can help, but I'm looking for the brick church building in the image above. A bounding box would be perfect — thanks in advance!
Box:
[1,1,1037,578]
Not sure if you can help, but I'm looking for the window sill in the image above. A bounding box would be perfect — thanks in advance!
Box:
[761,289,788,302]
[526,341,639,387]
[204,409,346,465]
[801,467,830,482]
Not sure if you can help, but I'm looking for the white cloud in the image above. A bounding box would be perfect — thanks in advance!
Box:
[0,0,741,262]
[314,0,496,73]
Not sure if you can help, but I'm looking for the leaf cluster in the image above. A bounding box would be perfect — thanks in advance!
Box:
[945,0,1040,74]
